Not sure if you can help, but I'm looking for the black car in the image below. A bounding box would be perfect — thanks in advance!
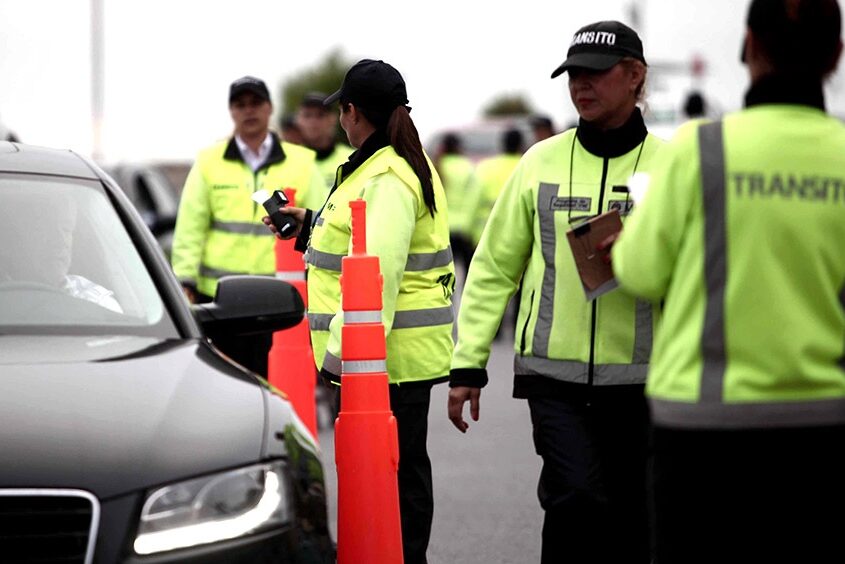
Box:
[0,142,334,563]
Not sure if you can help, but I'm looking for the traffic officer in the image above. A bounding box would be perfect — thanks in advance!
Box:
[530,115,556,143]
[172,75,324,376]
[612,0,845,562]
[265,59,454,564]
[435,132,479,279]
[448,21,663,563]
[295,92,354,203]
[470,128,524,245]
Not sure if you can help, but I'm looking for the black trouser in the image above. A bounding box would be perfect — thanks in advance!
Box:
[527,388,650,564]
[652,424,845,564]
[450,232,475,280]
[330,380,435,564]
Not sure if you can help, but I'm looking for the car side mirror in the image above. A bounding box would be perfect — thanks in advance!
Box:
[193,276,304,339]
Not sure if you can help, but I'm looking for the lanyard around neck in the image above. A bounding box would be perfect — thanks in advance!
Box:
[567,133,646,225]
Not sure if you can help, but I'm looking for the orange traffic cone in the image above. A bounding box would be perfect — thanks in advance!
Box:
[335,199,403,564]
[267,188,318,440]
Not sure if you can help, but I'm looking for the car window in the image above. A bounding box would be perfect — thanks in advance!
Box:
[0,175,179,337]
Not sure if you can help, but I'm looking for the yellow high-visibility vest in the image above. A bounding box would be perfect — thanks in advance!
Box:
[306,145,455,385]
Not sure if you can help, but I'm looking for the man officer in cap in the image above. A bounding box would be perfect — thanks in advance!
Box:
[172,75,324,376]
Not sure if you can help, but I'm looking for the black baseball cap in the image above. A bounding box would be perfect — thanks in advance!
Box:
[324,59,409,111]
[229,76,271,104]
[551,20,646,78]
[300,92,329,108]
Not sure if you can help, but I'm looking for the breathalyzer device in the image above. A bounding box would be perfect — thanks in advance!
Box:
[253,189,296,238]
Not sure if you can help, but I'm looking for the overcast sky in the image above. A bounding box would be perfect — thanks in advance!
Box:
[2,0,844,163]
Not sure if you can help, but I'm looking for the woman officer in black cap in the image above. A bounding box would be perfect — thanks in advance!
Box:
[448,20,664,563]
[266,59,454,564]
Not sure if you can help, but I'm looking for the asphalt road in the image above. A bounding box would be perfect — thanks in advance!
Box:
[318,335,544,564]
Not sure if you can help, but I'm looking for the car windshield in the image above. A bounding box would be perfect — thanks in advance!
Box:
[0,175,178,337]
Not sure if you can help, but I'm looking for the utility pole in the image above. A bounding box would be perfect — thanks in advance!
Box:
[627,0,646,34]
[91,0,104,160]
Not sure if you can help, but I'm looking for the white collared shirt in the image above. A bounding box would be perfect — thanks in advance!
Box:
[235,133,273,172]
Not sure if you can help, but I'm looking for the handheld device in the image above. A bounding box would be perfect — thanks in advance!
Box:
[253,189,296,238]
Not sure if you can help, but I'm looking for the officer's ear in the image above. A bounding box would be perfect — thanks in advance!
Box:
[743,29,775,80]
[346,103,361,125]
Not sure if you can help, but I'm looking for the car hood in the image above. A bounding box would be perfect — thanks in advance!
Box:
[0,335,270,498]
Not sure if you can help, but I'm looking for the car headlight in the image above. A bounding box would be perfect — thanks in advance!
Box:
[134,461,291,555]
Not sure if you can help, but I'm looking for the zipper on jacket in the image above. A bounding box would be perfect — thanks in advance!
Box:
[252,170,261,217]
[587,157,610,387]
[520,290,536,356]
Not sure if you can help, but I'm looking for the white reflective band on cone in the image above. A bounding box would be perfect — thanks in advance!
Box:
[342,360,387,374]
[344,310,382,324]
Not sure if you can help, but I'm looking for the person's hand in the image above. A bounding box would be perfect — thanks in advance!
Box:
[448,386,481,433]
[597,231,621,264]
[262,206,306,240]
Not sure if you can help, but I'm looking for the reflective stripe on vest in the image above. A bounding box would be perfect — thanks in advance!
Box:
[840,284,845,371]
[276,271,306,281]
[200,264,274,279]
[306,246,453,272]
[514,356,648,385]
[633,299,654,364]
[651,397,845,428]
[211,220,275,236]
[305,248,344,271]
[405,247,453,271]
[324,351,341,376]
[308,313,333,331]
[532,183,559,357]
[698,121,729,403]
[394,306,453,329]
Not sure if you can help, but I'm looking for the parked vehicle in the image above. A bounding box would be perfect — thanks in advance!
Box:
[101,163,182,258]
[425,117,535,163]
[0,141,334,563]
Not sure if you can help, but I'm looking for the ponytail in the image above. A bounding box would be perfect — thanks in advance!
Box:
[387,106,436,217]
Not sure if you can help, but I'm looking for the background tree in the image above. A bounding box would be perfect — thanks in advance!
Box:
[482,93,535,117]
[278,49,351,114]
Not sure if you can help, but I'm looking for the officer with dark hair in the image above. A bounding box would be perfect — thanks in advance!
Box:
[530,114,555,142]
[682,90,707,119]
[435,132,478,279]
[295,92,353,203]
[265,60,455,564]
[613,0,845,561]
[172,76,324,375]
[278,114,304,145]
[469,128,524,244]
